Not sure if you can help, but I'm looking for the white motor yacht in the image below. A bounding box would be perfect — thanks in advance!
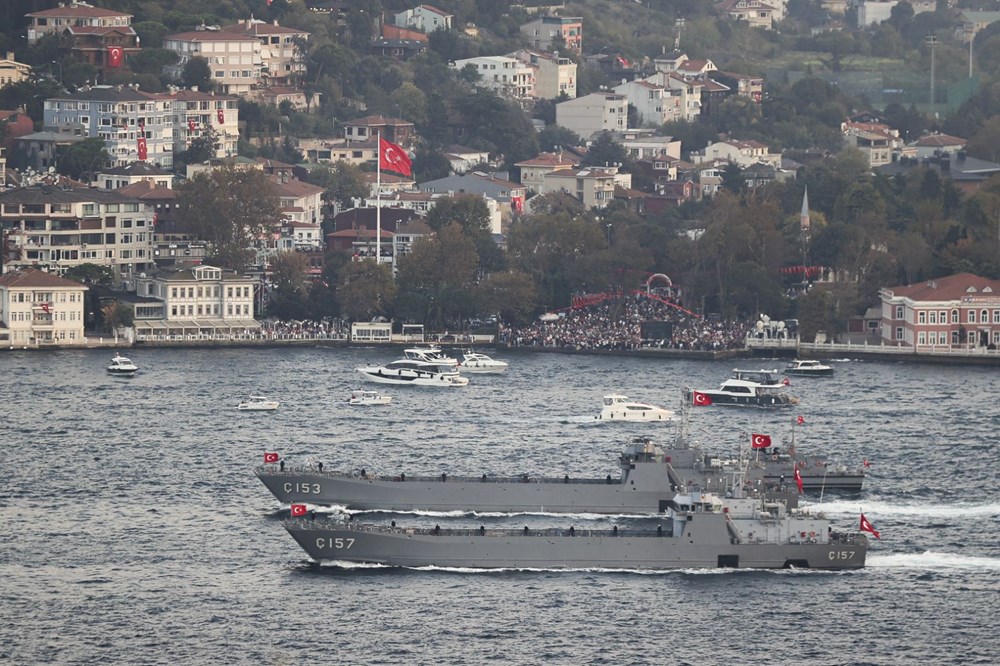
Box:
[457,351,509,374]
[785,359,834,377]
[357,359,469,387]
[596,394,675,421]
[348,389,393,406]
[107,353,138,376]
[402,345,458,366]
[237,396,280,411]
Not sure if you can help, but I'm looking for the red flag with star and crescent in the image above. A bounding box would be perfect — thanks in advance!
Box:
[137,136,147,161]
[860,513,880,539]
[264,452,279,464]
[793,466,804,494]
[108,46,123,68]
[290,504,308,517]
[188,118,196,133]
[379,137,412,177]
[217,108,225,124]
[751,433,772,449]
[691,391,712,406]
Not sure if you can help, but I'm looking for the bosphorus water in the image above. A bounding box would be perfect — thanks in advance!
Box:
[2,347,998,665]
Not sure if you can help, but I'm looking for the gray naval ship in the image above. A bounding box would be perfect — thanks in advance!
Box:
[255,436,864,514]
[283,488,868,570]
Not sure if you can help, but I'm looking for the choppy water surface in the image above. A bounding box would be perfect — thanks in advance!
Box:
[1,348,998,665]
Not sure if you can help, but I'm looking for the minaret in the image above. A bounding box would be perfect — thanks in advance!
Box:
[799,187,810,286]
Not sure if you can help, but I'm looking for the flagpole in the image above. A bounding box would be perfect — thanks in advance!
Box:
[376,130,381,264]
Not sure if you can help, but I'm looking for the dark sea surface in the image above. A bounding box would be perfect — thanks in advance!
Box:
[1,347,999,665]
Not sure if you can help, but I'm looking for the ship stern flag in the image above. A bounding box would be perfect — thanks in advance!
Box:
[264,452,279,464]
[691,391,712,406]
[860,513,881,539]
[793,466,804,494]
[290,504,308,517]
[379,138,412,177]
[751,433,772,449]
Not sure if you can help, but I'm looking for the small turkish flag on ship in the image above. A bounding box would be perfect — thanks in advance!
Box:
[264,452,279,464]
[290,504,308,517]
[751,433,772,449]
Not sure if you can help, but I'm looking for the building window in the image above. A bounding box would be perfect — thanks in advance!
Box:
[929,311,937,324]
[981,309,989,323]
[895,305,904,320]
[968,310,977,323]
[951,331,959,345]
[940,310,947,322]
[939,332,947,345]
[994,310,1000,324]
[918,311,926,324]
[894,327,903,341]
[951,309,958,323]
[918,332,926,345]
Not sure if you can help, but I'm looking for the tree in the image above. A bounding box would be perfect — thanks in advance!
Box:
[181,56,214,91]
[475,271,539,325]
[101,302,134,331]
[395,224,479,327]
[57,138,111,181]
[63,263,113,285]
[305,162,368,208]
[337,259,396,321]
[176,166,282,271]
[176,125,218,166]
[582,131,628,169]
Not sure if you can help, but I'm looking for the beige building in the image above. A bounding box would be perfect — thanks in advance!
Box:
[25,1,132,45]
[0,186,156,281]
[162,30,262,97]
[515,151,580,193]
[511,50,576,99]
[541,168,619,209]
[0,269,87,346]
[149,88,240,159]
[555,92,628,140]
[0,52,31,87]
[136,264,257,322]
[221,19,308,87]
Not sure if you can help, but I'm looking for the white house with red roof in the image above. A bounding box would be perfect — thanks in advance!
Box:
[842,120,901,167]
[515,151,581,193]
[879,273,1000,349]
[910,132,967,158]
[0,269,88,346]
[270,175,325,226]
[25,1,133,45]
[162,29,263,96]
[394,5,453,33]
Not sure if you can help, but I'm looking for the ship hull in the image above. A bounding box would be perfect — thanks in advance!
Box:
[257,470,675,513]
[284,522,867,571]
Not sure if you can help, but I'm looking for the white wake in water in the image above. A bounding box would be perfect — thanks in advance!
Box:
[803,499,1000,519]
[867,551,1000,570]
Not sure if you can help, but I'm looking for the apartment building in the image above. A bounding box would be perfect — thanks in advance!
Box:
[220,18,308,86]
[162,29,263,96]
[0,269,87,345]
[555,93,627,140]
[451,56,535,100]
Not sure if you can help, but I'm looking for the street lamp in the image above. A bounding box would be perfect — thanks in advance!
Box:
[50,60,63,85]
[605,223,612,246]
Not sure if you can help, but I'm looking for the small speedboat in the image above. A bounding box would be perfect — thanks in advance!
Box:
[237,396,280,411]
[596,394,675,421]
[785,359,834,377]
[107,353,138,376]
[348,390,393,406]
[457,351,509,374]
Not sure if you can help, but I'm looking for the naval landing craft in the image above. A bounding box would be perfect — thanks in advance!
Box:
[283,488,868,571]
[256,437,864,514]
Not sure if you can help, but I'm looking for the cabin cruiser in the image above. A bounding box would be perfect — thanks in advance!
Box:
[348,389,392,406]
[457,351,509,374]
[107,353,138,376]
[785,359,834,377]
[402,345,458,366]
[237,396,280,411]
[686,373,797,408]
[357,359,469,387]
[596,394,675,422]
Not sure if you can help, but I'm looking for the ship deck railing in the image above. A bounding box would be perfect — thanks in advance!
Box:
[289,518,668,539]
[264,466,625,485]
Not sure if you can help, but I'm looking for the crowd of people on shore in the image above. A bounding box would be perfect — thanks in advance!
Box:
[259,318,348,340]
[498,294,751,352]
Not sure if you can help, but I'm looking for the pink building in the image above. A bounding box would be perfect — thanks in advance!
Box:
[879,273,1000,349]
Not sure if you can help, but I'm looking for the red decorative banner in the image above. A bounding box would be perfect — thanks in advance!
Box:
[188,119,196,133]
[217,108,225,124]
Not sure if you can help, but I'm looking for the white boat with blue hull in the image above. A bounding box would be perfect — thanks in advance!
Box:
[283,488,868,571]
